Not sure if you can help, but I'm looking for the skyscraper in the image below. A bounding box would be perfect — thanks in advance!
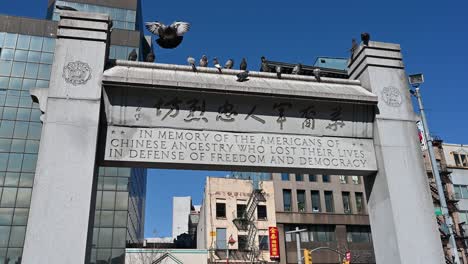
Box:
[0,1,148,263]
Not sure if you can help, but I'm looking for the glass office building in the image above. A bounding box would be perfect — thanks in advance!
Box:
[0,0,148,263]
[0,31,55,263]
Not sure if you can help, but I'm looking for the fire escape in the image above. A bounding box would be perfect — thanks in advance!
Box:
[233,176,266,263]
[429,164,466,264]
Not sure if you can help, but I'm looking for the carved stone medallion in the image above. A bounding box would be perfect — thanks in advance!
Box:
[381,86,403,107]
[62,61,92,86]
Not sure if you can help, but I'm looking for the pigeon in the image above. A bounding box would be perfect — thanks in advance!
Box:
[128,49,138,61]
[292,63,302,75]
[276,66,282,79]
[361,32,370,46]
[350,38,358,60]
[260,56,270,72]
[237,71,249,82]
[240,58,247,71]
[145,21,191,49]
[213,57,222,73]
[313,68,321,82]
[109,20,114,33]
[145,52,155,62]
[224,59,234,69]
[187,56,197,72]
[199,55,208,67]
[56,5,77,11]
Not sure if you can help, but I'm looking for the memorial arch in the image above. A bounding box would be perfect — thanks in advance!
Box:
[22,11,444,264]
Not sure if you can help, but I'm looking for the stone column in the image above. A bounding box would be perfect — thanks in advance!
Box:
[23,11,111,264]
[348,42,444,263]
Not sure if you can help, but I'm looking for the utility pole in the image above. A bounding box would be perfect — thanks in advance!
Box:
[409,73,460,264]
[286,227,307,264]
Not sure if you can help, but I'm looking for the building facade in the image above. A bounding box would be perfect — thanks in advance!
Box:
[441,143,468,263]
[0,1,148,263]
[272,173,374,264]
[173,196,193,239]
[197,177,278,263]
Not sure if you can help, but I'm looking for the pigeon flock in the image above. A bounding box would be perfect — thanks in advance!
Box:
[141,18,371,83]
[179,55,323,83]
[55,6,370,83]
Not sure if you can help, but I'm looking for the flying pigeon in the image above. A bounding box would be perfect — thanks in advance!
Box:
[276,66,282,79]
[213,57,222,73]
[145,52,155,62]
[237,71,249,82]
[199,55,208,67]
[224,59,234,69]
[145,21,191,49]
[313,68,321,82]
[292,63,302,75]
[128,49,138,61]
[361,32,370,46]
[56,5,77,11]
[187,56,197,72]
[240,58,247,71]
[260,56,270,72]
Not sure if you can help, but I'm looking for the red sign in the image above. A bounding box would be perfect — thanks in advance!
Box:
[269,226,280,259]
[345,251,351,261]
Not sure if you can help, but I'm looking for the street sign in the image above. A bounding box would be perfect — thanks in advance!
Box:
[269,227,280,259]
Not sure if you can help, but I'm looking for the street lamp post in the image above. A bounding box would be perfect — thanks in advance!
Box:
[285,227,307,264]
[409,73,460,264]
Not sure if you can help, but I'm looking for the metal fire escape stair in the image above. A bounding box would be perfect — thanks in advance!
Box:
[232,178,266,264]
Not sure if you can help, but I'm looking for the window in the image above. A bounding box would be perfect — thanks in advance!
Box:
[308,174,317,182]
[325,191,334,213]
[295,174,304,181]
[309,225,336,242]
[454,185,462,199]
[339,175,347,184]
[347,226,372,243]
[297,190,306,212]
[281,173,290,181]
[237,203,247,218]
[216,202,226,218]
[300,230,308,242]
[436,160,442,172]
[458,211,468,235]
[238,235,248,250]
[258,235,269,250]
[216,228,227,249]
[356,192,364,213]
[284,225,335,243]
[311,191,321,212]
[322,174,330,182]
[454,185,468,199]
[342,192,351,214]
[257,205,267,220]
[453,152,468,167]
[351,176,360,184]
[283,189,292,211]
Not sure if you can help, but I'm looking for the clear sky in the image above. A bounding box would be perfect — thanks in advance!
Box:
[2,0,468,238]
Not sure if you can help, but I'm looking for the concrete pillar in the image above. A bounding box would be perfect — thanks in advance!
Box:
[23,11,111,264]
[348,41,444,263]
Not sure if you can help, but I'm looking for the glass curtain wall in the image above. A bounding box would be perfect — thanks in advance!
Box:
[0,32,55,263]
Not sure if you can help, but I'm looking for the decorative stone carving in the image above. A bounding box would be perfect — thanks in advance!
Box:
[381,86,403,107]
[62,61,92,86]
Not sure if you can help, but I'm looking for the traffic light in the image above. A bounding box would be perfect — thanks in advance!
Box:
[342,250,351,264]
[304,249,312,264]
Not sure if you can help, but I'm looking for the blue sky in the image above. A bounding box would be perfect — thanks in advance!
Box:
[2,0,468,238]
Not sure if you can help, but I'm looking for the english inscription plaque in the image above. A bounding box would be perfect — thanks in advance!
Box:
[104,126,377,173]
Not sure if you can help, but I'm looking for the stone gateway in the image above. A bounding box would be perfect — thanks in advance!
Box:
[22,11,445,264]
